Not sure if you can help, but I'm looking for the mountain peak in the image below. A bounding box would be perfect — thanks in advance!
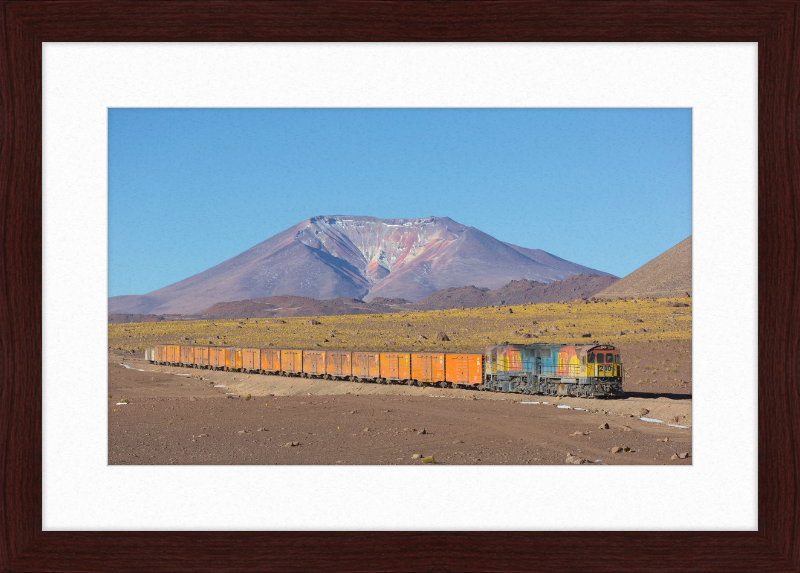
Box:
[109,215,614,314]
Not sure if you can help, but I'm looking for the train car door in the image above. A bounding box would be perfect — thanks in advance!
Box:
[332,353,342,375]
[455,357,467,383]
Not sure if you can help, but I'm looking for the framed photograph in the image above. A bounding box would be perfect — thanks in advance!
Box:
[2,2,796,571]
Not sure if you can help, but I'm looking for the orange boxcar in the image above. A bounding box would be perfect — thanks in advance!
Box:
[303,350,326,377]
[445,353,485,387]
[180,345,195,366]
[194,346,210,368]
[326,351,352,379]
[209,347,226,369]
[260,349,281,373]
[166,345,181,364]
[225,348,243,371]
[155,345,167,363]
[281,350,303,375]
[411,352,446,385]
[242,348,260,372]
[351,352,380,381]
[380,352,412,382]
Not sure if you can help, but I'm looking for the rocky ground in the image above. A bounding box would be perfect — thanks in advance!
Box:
[108,353,691,466]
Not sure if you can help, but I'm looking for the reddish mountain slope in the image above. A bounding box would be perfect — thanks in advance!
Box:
[109,215,615,314]
[595,236,692,299]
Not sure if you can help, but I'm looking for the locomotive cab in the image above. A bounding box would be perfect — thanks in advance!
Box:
[586,348,621,379]
[579,345,623,397]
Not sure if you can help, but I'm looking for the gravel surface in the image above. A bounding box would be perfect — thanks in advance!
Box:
[109,357,692,466]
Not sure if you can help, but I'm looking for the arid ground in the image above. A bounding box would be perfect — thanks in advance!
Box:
[108,349,691,466]
[108,298,691,465]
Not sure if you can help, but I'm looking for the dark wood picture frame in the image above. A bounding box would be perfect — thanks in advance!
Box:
[1,1,797,571]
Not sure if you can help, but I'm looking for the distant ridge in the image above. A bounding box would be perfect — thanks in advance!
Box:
[109,273,616,323]
[595,236,692,299]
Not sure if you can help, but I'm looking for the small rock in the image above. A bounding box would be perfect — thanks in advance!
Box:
[599,423,609,429]
[565,455,588,465]
[256,428,266,432]
[283,441,299,447]
[411,454,421,459]
[671,454,679,460]
[639,408,649,417]
[418,428,427,435]
[678,452,690,459]
[363,428,370,432]
[434,331,450,341]
[581,333,592,338]
[304,319,321,325]
[611,446,622,453]
[416,335,428,340]
[671,415,683,423]
[237,430,248,435]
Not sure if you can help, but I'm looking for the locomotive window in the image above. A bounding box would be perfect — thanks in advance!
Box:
[596,353,604,363]
[614,354,620,364]
[606,353,613,363]
[588,354,595,363]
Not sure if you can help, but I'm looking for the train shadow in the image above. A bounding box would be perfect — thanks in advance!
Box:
[622,391,692,401]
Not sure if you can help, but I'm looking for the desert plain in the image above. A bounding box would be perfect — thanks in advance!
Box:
[108,297,692,465]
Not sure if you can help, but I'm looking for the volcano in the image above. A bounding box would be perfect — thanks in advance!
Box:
[109,215,614,314]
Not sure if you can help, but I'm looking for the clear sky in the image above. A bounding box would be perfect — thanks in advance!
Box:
[109,108,691,297]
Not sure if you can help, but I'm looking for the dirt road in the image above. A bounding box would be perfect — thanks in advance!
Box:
[109,355,692,466]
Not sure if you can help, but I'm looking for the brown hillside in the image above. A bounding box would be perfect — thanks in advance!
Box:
[596,236,692,299]
[412,274,618,310]
[199,296,408,320]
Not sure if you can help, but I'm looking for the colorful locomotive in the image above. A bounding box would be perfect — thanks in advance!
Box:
[483,343,622,398]
[147,342,623,398]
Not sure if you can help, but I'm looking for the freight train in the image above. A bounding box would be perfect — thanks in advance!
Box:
[145,343,623,398]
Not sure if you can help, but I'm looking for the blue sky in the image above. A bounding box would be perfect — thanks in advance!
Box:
[109,108,691,297]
